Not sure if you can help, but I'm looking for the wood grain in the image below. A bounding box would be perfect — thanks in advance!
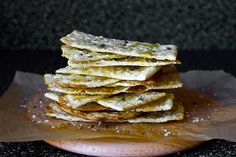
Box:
[45,138,201,156]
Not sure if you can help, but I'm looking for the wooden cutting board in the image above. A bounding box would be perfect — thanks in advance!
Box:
[44,89,216,156]
[45,138,202,156]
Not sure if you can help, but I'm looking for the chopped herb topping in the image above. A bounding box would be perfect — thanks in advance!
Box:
[87,55,93,58]
[100,44,106,47]
[123,40,128,46]
[89,124,95,129]
[130,66,139,70]
[138,96,145,101]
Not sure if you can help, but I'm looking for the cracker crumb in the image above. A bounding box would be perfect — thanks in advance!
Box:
[20,104,27,108]
[44,119,49,123]
[164,131,171,136]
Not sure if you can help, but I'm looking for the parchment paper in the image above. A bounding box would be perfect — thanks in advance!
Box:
[0,70,235,143]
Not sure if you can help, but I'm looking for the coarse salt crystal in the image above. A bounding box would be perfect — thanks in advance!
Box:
[164,132,171,136]
[192,117,199,123]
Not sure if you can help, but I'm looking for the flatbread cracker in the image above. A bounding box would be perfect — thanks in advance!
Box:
[56,66,160,81]
[46,101,184,123]
[50,102,141,121]
[45,74,119,88]
[45,67,181,95]
[45,92,174,112]
[45,92,107,108]
[48,85,130,95]
[44,74,130,95]
[45,93,109,111]
[59,94,107,109]
[107,65,183,89]
[46,103,92,122]
[135,93,174,112]
[45,76,146,95]
[72,103,109,112]
[61,30,177,60]
[61,45,126,61]
[128,101,184,123]
[97,91,166,111]
[68,58,180,67]
[50,66,182,90]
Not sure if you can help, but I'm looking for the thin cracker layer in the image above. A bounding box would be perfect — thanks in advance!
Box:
[62,45,126,61]
[61,30,177,60]
[46,101,184,123]
[56,66,160,81]
[68,58,180,67]
[48,102,141,121]
[97,91,166,111]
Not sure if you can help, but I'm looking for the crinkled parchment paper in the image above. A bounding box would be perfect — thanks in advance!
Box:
[0,70,235,143]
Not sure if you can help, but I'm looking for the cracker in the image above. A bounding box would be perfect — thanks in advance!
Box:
[61,30,177,60]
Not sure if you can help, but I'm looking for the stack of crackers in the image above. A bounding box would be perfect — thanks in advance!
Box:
[44,30,184,123]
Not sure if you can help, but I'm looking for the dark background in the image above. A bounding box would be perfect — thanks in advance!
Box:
[1,0,236,50]
[0,0,236,156]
